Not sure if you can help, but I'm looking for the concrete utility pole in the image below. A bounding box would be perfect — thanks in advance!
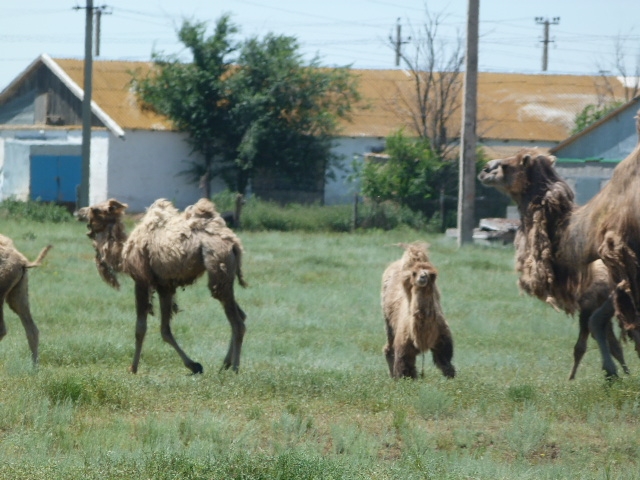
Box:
[391,18,409,67]
[535,16,560,71]
[73,2,110,208]
[457,0,479,247]
[94,5,112,57]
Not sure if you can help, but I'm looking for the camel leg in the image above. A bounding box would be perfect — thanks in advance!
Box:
[393,342,418,379]
[217,297,246,373]
[0,299,6,344]
[6,277,38,365]
[383,322,395,377]
[605,320,629,375]
[130,282,150,374]
[158,287,203,374]
[628,328,640,359]
[431,331,456,379]
[569,309,591,380]
[588,296,618,378]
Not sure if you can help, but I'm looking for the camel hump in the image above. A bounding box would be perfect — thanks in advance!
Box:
[26,245,53,268]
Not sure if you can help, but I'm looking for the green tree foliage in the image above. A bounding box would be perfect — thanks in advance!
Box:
[571,101,623,135]
[134,17,238,198]
[228,34,359,193]
[360,131,454,216]
[359,131,496,229]
[133,15,359,197]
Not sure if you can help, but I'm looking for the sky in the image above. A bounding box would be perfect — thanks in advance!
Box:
[1,0,640,91]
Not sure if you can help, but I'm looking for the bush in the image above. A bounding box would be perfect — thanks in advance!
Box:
[0,199,73,223]
[211,191,431,232]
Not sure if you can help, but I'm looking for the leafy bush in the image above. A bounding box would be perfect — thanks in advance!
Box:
[0,198,73,223]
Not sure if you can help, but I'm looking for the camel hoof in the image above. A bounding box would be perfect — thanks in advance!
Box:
[189,362,203,374]
[128,365,138,374]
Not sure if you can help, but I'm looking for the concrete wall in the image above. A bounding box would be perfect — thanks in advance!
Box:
[0,128,87,202]
[106,129,224,212]
[324,136,385,205]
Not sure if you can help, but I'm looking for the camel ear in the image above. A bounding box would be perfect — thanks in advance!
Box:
[107,199,128,214]
[75,206,90,221]
[521,154,532,166]
[548,155,557,166]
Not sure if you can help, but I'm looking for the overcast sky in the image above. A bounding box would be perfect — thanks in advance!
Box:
[1,0,640,90]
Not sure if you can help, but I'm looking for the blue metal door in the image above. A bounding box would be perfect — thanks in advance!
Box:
[30,155,82,202]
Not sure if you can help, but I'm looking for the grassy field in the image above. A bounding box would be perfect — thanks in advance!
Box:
[0,219,639,479]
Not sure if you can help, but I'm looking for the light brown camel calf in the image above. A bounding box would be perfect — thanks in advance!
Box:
[382,242,455,379]
[0,235,51,365]
[77,198,247,374]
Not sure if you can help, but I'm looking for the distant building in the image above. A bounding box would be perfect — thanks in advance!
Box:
[550,96,640,205]
[0,54,631,210]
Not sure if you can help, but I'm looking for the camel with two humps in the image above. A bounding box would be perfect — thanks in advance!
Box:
[77,197,247,374]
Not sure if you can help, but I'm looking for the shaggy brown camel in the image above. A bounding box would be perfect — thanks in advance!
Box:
[0,235,51,365]
[382,242,455,379]
[77,198,247,374]
[478,131,640,377]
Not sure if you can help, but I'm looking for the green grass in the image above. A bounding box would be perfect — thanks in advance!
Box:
[0,219,639,479]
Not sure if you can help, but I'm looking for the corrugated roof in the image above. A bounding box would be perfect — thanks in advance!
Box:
[4,56,632,142]
[54,57,172,131]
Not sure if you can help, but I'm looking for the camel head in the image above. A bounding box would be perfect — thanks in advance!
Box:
[76,199,129,239]
[410,263,438,288]
[478,149,557,201]
[76,198,129,290]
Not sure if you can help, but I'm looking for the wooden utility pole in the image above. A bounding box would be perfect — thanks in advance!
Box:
[457,0,479,247]
[535,17,560,71]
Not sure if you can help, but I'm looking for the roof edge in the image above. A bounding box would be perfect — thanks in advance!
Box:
[550,96,640,154]
[43,54,125,139]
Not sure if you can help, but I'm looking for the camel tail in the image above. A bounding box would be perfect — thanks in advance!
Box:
[26,245,53,268]
[233,243,248,288]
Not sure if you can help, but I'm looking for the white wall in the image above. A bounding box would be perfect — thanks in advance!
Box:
[324,136,385,205]
[107,129,224,212]
[0,128,84,201]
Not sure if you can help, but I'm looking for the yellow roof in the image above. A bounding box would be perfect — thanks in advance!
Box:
[43,57,632,142]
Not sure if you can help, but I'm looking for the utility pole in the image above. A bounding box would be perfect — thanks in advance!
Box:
[73,0,94,208]
[457,0,479,247]
[391,18,410,67]
[535,16,560,71]
[94,5,112,57]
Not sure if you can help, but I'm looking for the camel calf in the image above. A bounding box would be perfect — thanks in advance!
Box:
[0,234,51,365]
[382,242,455,379]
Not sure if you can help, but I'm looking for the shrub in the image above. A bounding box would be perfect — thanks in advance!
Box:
[0,198,73,223]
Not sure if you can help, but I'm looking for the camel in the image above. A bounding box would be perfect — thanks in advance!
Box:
[381,242,455,379]
[478,120,640,377]
[0,234,51,365]
[77,197,247,374]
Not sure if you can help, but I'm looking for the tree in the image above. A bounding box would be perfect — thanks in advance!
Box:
[227,34,360,195]
[134,17,237,198]
[133,16,360,199]
[360,130,453,220]
[387,9,465,157]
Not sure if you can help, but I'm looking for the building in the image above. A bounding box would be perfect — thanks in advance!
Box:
[550,96,640,204]
[0,54,631,210]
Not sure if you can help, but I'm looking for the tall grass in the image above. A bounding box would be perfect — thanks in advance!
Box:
[0,216,638,479]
